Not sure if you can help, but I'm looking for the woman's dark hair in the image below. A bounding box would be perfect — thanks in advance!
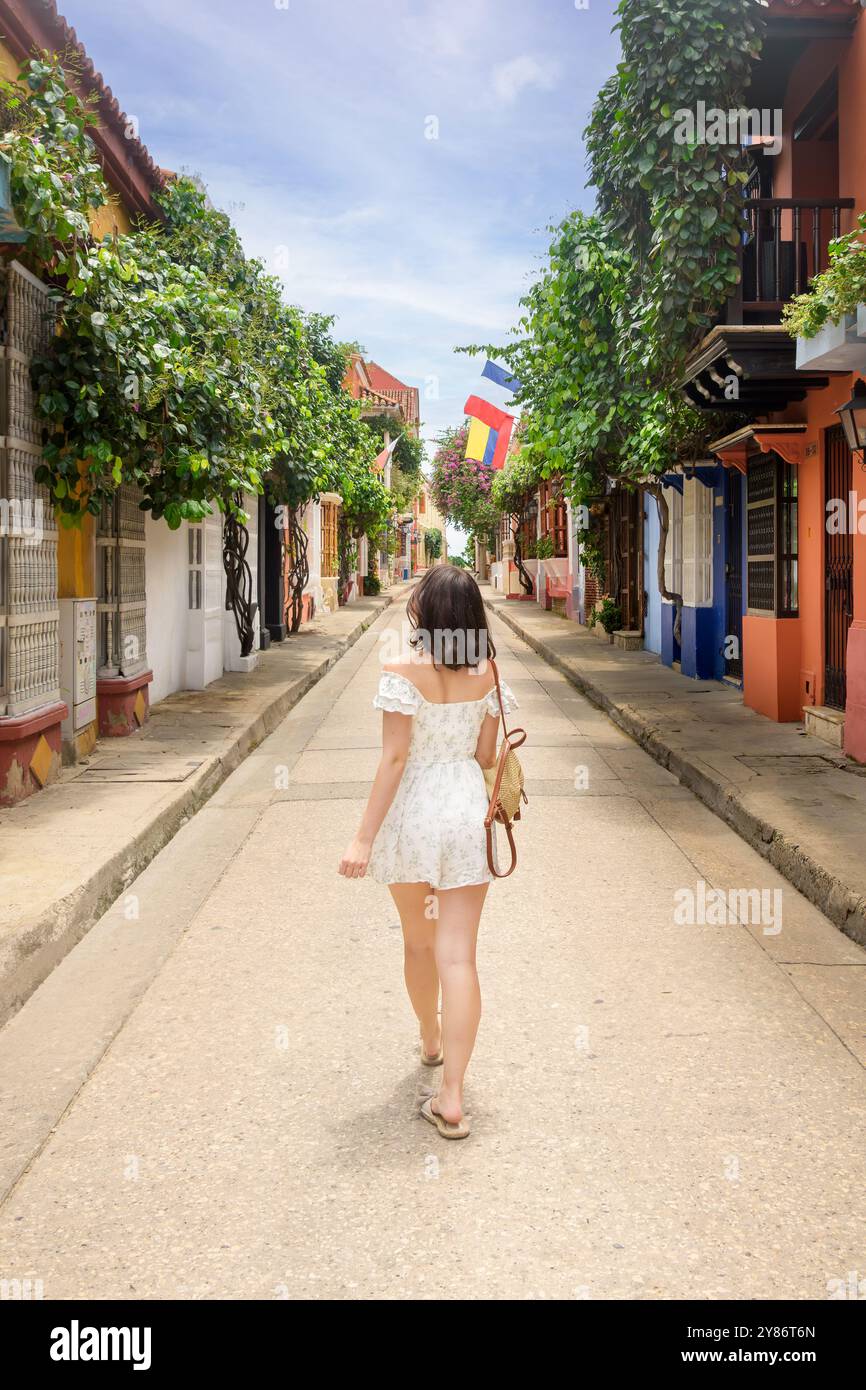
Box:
[406,566,495,669]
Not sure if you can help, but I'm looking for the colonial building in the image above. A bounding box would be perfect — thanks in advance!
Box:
[679,0,866,758]
[342,353,421,590]
[0,2,270,804]
[0,0,167,801]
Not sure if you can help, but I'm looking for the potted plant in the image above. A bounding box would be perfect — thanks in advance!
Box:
[786,214,866,371]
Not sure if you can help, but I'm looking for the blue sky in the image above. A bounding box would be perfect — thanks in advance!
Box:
[63,0,621,546]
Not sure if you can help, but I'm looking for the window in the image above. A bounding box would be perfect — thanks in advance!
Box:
[540,481,568,557]
[681,479,713,607]
[746,453,798,617]
[779,463,798,616]
[518,506,535,555]
[663,486,683,601]
[188,525,203,610]
[321,501,339,578]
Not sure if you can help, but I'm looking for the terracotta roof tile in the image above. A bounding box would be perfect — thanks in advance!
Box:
[365,361,411,392]
[0,0,166,216]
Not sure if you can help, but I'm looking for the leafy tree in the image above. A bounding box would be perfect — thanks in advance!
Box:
[2,57,383,637]
[423,527,442,562]
[363,412,425,477]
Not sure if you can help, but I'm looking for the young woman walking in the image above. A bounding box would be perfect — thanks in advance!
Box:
[338,566,518,1140]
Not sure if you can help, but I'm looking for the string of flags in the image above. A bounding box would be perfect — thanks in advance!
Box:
[464,360,522,470]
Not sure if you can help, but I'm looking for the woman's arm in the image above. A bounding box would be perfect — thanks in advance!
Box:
[338,711,413,878]
[475,710,500,771]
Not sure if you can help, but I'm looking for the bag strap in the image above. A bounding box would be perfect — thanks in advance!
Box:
[485,658,524,878]
[488,657,526,753]
[486,817,517,878]
[489,657,512,741]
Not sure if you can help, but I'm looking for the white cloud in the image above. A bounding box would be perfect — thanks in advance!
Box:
[491,55,560,106]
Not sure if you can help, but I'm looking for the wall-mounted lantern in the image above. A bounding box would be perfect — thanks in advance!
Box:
[836,378,866,464]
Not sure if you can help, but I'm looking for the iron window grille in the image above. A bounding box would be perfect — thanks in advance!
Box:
[746,453,798,618]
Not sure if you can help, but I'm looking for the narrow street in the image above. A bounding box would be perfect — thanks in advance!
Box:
[1,597,864,1301]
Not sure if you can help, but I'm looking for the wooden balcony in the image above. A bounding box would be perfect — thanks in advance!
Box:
[724,197,855,325]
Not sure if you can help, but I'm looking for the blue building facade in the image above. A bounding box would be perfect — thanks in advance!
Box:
[651,466,731,680]
[643,490,662,656]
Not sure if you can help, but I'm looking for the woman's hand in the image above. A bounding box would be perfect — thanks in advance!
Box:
[338,837,372,878]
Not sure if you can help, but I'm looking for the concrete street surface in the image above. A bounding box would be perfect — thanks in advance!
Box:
[0,599,864,1300]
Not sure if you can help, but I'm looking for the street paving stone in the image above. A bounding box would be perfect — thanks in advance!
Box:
[0,599,864,1300]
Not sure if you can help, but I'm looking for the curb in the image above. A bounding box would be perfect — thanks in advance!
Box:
[1,590,398,1027]
[488,595,866,950]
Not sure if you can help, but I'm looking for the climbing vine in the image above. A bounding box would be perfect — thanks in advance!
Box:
[586,0,764,375]
[463,0,762,512]
[1,56,380,551]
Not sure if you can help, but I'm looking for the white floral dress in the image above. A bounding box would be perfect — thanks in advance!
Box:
[367,670,519,890]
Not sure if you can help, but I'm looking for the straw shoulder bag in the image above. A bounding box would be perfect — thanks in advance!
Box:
[482,658,527,878]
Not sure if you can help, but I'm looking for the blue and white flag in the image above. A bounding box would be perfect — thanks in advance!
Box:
[481,359,522,395]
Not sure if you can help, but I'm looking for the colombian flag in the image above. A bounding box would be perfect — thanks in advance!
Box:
[463,361,521,470]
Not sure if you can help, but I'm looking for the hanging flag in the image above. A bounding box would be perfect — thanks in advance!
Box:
[465,416,492,465]
[373,433,402,471]
[463,394,514,470]
[481,359,522,394]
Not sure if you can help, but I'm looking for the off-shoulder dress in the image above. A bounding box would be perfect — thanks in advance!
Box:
[367,669,519,890]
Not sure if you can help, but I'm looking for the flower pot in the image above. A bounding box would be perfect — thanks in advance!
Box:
[796,310,866,371]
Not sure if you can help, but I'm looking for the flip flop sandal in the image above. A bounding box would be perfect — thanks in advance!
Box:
[420,1044,443,1066]
[420,1096,470,1140]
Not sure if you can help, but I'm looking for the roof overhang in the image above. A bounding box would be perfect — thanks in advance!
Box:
[0,0,165,222]
[708,423,809,473]
[764,0,859,34]
[682,325,840,413]
[661,462,721,494]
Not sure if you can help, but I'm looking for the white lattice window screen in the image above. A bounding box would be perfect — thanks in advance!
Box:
[0,262,60,718]
[188,525,203,611]
[97,485,147,677]
[663,486,683,602]
[694,482,713,607]
[682,480,696,606]
[681,479,713,608]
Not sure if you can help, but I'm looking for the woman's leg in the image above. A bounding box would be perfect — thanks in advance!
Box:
[433,883,489,1124]
[389,883,440,1058]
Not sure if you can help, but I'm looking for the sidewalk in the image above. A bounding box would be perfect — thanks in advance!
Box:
[486,587,866,949]
[0,583,409,1026]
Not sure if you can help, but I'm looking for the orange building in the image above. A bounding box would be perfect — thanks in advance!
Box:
[682,0,866,759]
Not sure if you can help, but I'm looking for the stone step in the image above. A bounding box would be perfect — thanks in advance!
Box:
[613,629,644,651]
[803,704,845,749]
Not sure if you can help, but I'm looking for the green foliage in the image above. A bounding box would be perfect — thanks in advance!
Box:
[388,461,420,514]
[339,455,392,541]
[587,0,763,373]
[588,596,621,634]
[0,57,109,278]
[460,1,761,511]
[466,214,712,503]
[4,56,376,531]
[430,423,498,538]
[580,528,607,586]
[490,450,541,515]
[423,527,442,561]
[448,535,476,570]
[783,214,866,340]
[363,414,425,476]
[34,227,268,526]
